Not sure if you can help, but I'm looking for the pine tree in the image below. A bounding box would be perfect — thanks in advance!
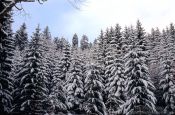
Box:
[123,26,130,44]
[123,25,136,52]
[40,26,54,94]
[148,28,161,79]
[12,47,23,76]
[97,29,108,80]
[122,21,157,114]
[91,38,99,64]
[104,26,115,87]
[54,37,66,53]
[107,27,114,44]
[149,28,161,64]
[80,35,89,51]
[96,30,105,65]
[148,28,164,110]
[96,29,109,106]
[12,47,26,114]
[54,37,61,51]
[160,60,175,114]
[105,24,125,114]
[60,42,71,81]
[14,23,28,51]
[0,11,14,114]
[83,64,107,115]
[42,26,51,40]
[104,28,110,44]
[168,23,175,60]
[72,33,79,61]
[72,33,78,49]
[50,73,67,114]
[79,53,87,85]
[89,42,92,49]
[49,50,67,114]
[39,26,56,114]
[65,56,84,114]
[159,27,175,114]
[148,28,161,71]
[13,25,48,115]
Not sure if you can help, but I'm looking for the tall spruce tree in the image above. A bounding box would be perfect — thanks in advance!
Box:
[91,38,99,64]
[105,24,125,114]
[122,21,157,114]
[14,23,28,51]
[168,23,175,60]
[12,47,26,114]
[80,35,89,51]
[97,29,108,80]
[40,26,53,94]
[72,33,78,49]
[54,37,66,53]
[60,41,71,81]
[13,25,48,115]
[96,29,109,106]
[83,64,107,115]
[96,30,105,65]
[159,27,175,114]
[148,28,164,110]
[39,26,56,114]
[148,28,161,76]
[42,26,51,40]
[49,50,67,114]
[72,33,79,60]
[65,56,84,114]
[104,26,116,93]
[160,60,175,114]
[0,11,14,115]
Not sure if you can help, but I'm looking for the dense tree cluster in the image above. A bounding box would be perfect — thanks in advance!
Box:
[1,10,175,115]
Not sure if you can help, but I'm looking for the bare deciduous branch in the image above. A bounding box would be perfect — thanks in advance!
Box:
[67,0,86,10]
[15,3,23,10]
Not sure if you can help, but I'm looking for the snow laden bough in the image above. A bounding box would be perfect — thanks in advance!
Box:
[83,64,107,115]
[121,49,157,115]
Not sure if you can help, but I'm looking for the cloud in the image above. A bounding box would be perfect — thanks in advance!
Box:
[13,0,175,42]
[58,0,175,41]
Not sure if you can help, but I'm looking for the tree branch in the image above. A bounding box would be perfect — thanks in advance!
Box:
[0,0,17,19]
[14,3,23,10]
[0,0,35,20]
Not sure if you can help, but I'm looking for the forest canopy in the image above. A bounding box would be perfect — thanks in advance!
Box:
[0,0,175,115]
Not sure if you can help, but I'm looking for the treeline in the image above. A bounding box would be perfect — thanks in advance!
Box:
[1,12,175,115]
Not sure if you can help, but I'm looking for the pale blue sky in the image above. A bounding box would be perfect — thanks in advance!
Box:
[13,0,175,42]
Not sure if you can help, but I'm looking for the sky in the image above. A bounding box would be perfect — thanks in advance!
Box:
[13,0,175,42]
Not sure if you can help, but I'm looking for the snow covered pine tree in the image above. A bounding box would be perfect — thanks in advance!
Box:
[0,10,14,115]
[60,42,71,81]
[66,56,84,114]
[83,64,107,115]
[105,24,125,114]
[159,24,175,114]
[14,23,28,51]
[13,25,48,115]
[122,20,157,114]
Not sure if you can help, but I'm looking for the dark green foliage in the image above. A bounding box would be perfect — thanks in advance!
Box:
[66,57,84,114]
[14,23,28,51]
[80,35,89,51]
[60,42,71,81]
[0,11,14,115]
[13,26,48,115]
[122,21,157,114]
[72,33,78,49]
[83,64,107,115]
